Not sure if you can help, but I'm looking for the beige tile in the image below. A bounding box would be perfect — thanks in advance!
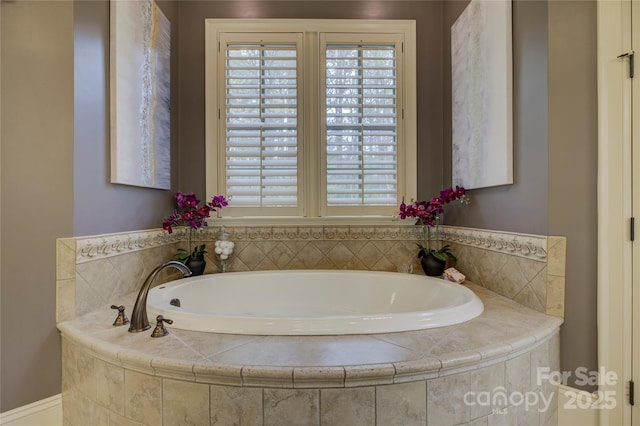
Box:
[172,328,259,359]
[343,239,367,255]
[514,284,545,313]
[342,256,368,270]
[392,357,441,383]
[57,278,76,322]
[371,256,396,272]
[151,357,197,381]
[162,379,210,426]
[355,242,384,265]
[314,253,337,269]
[325,242,355,268]
[546,274,565,318]
[108,412,143,426]
[209,335,420,367]
[530,340,551,388]
[76,347,97,401]
[242,366,293,388]
[324,226,350,240]
[194,363,243,386]
[295,243,325,268]
[264,389,319,426]
[516,399,541,426]
[427,371,470,425]
[253,240,280,256]
[75,273,107,316]
[349,226,375,240]
[61,339,79,392]
[228,256,251,272]
[294,366,345,388]
[516,256,546,281]
[77,258,124,303]
[469,362,505,419]
[226,226,247,241]
[547,236,567,276]
[320,387,375,425]
[95,359,125,415]
[463,417,489,426]
[210,385,263,426]
[489,257,528,299]
[312,240,339,255]
[255,257,279,270]
[476,250,508,285]
[283,239,311,254]
[57,238,76,280]
[505,352,531,395]
[108,252,146,297]
[487,406,518,426]
[376,381,427,425]
[273,226,299,240]
[384,241,417,268]
[529,267,548,307]
[246,226,273,240]
[547,330,561,373]
[344,363,396,387]
[124,370,162,425]
[373,239,399,255]
[235,243,266,270]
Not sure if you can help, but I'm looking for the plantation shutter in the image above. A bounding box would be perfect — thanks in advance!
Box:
[322,35,402,215]
[221,34,302,215]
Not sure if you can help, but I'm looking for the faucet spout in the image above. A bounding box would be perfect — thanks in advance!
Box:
[128,261,192,333]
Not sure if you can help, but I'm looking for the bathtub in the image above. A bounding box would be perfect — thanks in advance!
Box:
[147,269,484,335]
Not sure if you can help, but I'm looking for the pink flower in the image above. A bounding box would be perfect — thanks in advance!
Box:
[162,192,229,231]
[397,186,469,227]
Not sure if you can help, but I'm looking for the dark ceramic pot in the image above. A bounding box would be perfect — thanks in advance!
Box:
[185,255,206,276]
[420,253,446,276]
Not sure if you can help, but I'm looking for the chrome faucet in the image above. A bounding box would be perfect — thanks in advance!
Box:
[128,261,192,333]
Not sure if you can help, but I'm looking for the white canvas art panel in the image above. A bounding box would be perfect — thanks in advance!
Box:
[110,0,171,189]
[451,0,513,189]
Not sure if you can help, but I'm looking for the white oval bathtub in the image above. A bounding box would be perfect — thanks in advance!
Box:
[147,270,484,335]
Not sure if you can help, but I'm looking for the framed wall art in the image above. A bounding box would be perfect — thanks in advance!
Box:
[110,0,171,189]
[451,0,513,190]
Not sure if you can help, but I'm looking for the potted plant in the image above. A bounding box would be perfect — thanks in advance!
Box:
[398,186,469,276]
[162,192,228,275]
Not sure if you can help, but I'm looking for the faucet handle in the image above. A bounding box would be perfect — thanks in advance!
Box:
[151,315,173,338]
[110,305,129,327]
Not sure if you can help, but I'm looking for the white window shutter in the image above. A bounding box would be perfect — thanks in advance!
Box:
[323,39,401,214]
[222,36,302,214]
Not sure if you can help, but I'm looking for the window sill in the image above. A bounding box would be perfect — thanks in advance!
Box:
[212,216,416,227]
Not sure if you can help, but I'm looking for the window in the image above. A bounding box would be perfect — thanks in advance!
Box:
[206,20,416,221]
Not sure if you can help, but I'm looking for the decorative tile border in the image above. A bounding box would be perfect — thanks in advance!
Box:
[70,225,549,263]
[74,229,185,263]
[440,225,548,261]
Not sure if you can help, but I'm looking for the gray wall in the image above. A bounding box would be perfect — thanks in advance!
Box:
[1,1,74,411]
[444,0,598,390]
[547,0,598,391]
[177,1,445,200]
[0,0,180,412]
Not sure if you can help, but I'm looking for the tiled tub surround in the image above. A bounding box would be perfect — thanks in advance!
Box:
[59,285,561,426]
[57,225,565,321]
[56,226,565,425]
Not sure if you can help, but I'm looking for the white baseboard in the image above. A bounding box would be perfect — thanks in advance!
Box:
[0,394,62,426]
[557,385,599,426]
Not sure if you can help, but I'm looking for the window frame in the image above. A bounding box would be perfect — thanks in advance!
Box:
[205,19,417,223]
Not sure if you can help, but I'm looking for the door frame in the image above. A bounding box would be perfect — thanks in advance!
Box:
[597,0,635,424]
